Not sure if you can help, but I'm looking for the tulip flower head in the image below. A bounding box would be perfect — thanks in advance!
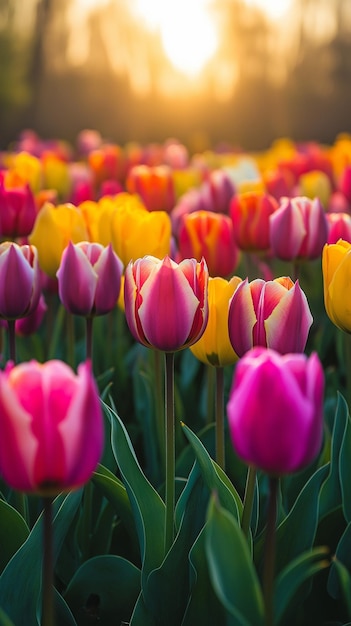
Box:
[0,242,41,319]
[178,209,240,277]
[126,164,175,212]
[230,191,279,252]
[227,347,324,475]
[57,241,123,317]
[326,213,351,244]
[0,359,104,494]
[190,276,241,367]
[322,239,351,333]
[124,255,209,352]
[0,170,37,238]
[270,196,328,261]
[228,276,313,356]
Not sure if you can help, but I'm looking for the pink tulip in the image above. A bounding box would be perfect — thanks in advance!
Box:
[124,255,208,351]
[0,171,37,237]
[326,212,351,244]
[0,360,104,494]
[227,347,324,474]
[228,276,312,356]
[269,196,328,261]
[57,241,123,316]
[0,242,41,319]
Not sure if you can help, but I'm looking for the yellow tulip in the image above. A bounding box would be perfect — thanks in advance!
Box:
[95,192,171,266]
[29,202,89,277]
[322,239,351,332]
[190,276,242,367]
[299,170,331,209]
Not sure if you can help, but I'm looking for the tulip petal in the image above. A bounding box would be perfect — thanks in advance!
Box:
[57,241,98,316]
[228,354,316,474]
[93,244,123,315]
[265,280,313,352]
[0,244,34,318]
[138,257,200,351]
[0,367,38,491]
[228,278,257,357]
[270,199,306,260]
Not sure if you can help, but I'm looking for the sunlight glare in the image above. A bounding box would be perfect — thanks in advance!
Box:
[244,0,292,20]
[133,0,218,76]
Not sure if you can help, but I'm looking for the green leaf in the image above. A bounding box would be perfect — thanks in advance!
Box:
[319,393,349,520]
[274,546,330,625]
[339,406,351,523]
[0,500,29,574]
[0,608,15,626]
[145,470,209,626]
[130,592,156,626]
[205,495,265,626]
[92,463,138,546]
[104,401,166,590]
[0,490,82,626]
[181,525,226,626]
[64,555,141,626]
[328,558,351,619]
[328,521,351,609]
[273,465,329,573]
[181,422,242,521]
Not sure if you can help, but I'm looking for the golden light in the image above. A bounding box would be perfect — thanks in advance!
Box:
[243,0,292,20]
[133,0,219,76]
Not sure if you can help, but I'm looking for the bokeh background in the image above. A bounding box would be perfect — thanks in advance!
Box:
[1,0,351,151]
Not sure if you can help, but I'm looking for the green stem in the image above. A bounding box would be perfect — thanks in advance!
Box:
[154,350,165,474]
[86,316,94,362]
[82,480,93,562]
[263,476,279,626]
[206,365,215,425]
[215,366,225,470]
[7,319,16,362]
[42,496,55,626]
[66,312,75,369]
[241,465,257,538]
[164,351,175,554]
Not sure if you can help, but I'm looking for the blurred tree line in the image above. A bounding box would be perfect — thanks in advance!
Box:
[1,0,351,150]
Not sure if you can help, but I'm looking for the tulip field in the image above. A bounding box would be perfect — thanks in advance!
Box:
[1,129,351,625]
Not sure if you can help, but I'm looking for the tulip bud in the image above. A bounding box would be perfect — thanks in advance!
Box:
[0,242,41,319]
[227,347,324,475]
[0,171,37,238]
[230,192,279,252]
[322,239,351,333]
[228,276,313,356]
[124,255,209,352]
[0,359,104,494]
[57,241,123,316]
[178,210,240,278]
[270,196,328,261]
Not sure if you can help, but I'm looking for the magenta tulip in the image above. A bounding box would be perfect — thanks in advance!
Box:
[124,255,209,352]
[0,171,37,237]
[269,196,328,261]
[0,359,104,494]
[326,212,351,244]
[227,347,324,474]
[57,241,123,316]
[0,242,41,319]
[228,276,312,356]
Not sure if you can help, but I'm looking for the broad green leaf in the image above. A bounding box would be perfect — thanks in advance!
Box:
[64,555,140,625]
[319,393,348,520]
[0,608,15,626]
[328,558,351,619]
[339,407,351,523]
[273,465,329,573]
[0,500,29,574]
[145,471,209,626]
[0,490,82,626]
[104,401,165,590]
[181,525,226,626]
[274,547,330,626]
[54,589,77,626]
[130,592,156,626]
[181,422,242,521]
[328,521,351,606]
[205,495,265,626]
[92,463,137,545]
